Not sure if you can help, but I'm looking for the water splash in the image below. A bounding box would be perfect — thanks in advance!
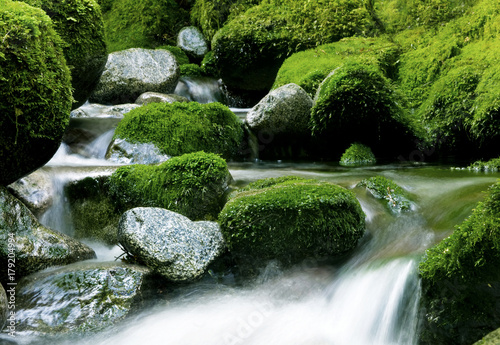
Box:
[174,77,222,103]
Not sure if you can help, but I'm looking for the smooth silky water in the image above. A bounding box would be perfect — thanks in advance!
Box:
[6,79,500,345]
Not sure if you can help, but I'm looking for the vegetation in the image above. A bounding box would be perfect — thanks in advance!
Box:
[0,0,72,185]
[468,157,500,172]
[113,102,244,159]
[419,181,500,344]
[340,143,376,166]
[219,176,365,265]
[23,0,107,108]
[180,63,205,77]
[157,45,190,65]
[108,152,231,220]
[357,176,412,212]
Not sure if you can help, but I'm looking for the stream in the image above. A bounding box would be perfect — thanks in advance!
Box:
[6,77,500,345]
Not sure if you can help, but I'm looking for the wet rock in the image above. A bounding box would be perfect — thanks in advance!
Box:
[70,102,141,118]
[135,92,189,105]
[177,26,208,59]
[357,176,412,213]
[89,48,180,105]
[106,138,170,165]
[0,187,96,282]
[7,170,54,217]
[118,207,226,282]
[14,262,155,336]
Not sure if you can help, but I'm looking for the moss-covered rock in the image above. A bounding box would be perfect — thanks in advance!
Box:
[0,0,72,185]
[273,36,401,97]
[468,157,500,172]
[23,0,108,108]
[103,0,189,53]
[156,45,190,65]
[340,143,376,166]
[419,181,500,345]
[112,102,243,159]
[212,0,375,91]
[180,63,205,77]
[357,176,412,212]
[219,176,365,266]
[310,62,415,159]
[108,152,232,220]
[474,327,500,345]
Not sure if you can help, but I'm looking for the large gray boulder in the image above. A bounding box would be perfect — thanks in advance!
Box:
[177,26,208,59]
[89,48,180,105]
[106,138,170,165]
[13,262,155,336]
[0,187,96,282]
[7,170,54,217]
[118,208,226,282]
[246,83,313,135]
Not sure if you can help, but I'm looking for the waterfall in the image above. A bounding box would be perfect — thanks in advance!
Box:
[174,77,222,103]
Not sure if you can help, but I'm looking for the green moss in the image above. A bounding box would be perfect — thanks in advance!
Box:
[200,50,219,77]
[180,63,204,77]
[219,176,365,264]
[310,62,414,159]
[419,181,500,344]
[0,0,72,185]
[103,0,189,53]
[357,176,411,212]
[108,151,231,220]
[190,0,260,43]
[468,157,500,172]
[156,45,190,65]
[23,0,108,108]
[474,328,500,345]
[212,0,375,90]
[273,36,401,97]
[113,102,243,159]
[340,143,376,166]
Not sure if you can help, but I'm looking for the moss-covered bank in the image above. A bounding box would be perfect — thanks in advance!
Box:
[419,181,500,344]
[0,0,72,185]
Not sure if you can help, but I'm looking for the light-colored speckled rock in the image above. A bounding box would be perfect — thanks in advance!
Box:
[89,48,180,105]
[118,207,226,282]
[71,102,141,118]
[246,83,313,135]
[135,92,189,105]
[106,138,170,165]
[7,170,53,217]
[177,26,208,59]
[0,187,96,282]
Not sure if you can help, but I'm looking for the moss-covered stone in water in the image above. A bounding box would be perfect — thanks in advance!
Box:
[419,181,500,345]
[108,152,232,220]
[219,176,365,265]
[180,63,205,77]
[468,157,500,172]
[212,0,375,91]
[113,102,243,159]
[357,176,411,212]
[340,143,376,166]
[0,0,72,185]
[103,0,189,52]
[23,0,108,108]
[310,62,415,159]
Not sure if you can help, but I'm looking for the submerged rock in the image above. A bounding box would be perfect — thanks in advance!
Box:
[7,170,54,217]
[135,92,189,105]
[219,176,365,267]
[118,208,226,282]
[177,26,208,59]
[0,187,96,282]
[106,138,170,165]
[89,48,180,105]
[14,262,155,336]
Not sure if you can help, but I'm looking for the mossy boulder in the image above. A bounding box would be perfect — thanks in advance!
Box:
[419,181,500,345]
[474,328,500,345]
[103,0,189,53]
[108,152,232,221]
[273,36,401,97]
[14,262,157,336]
[357,176,412,213]
[156,45,190,65]
[180,63,205,77]
[212,0,375,91]
[340,143,376,166]
[468,157,500,172]
[219,176,365,266]
[0,0,72,185]
[112,102,243,159]
[24,0,108,108]
[0,186,96,283]
[310,62,414,159]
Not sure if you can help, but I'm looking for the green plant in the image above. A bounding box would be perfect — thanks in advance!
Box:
[340,143,376,166]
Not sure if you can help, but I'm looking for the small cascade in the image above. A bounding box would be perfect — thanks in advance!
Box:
[174,76,222,103]
[81,129,115,159]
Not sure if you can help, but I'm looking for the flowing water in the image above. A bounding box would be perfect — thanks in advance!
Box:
[5,79,500,345]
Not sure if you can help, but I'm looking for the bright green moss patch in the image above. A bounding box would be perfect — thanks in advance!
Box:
[273,36,401,97]
[108,152,231,220]
[103,0,188,52]
[340,143,376,166]
[180,63,205,77]
[219,176,365,264]
[157,45,190,65]
[113,102,243,159]
[357,176,411,212]
[468,157,500,172]
[0,0,72,185]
